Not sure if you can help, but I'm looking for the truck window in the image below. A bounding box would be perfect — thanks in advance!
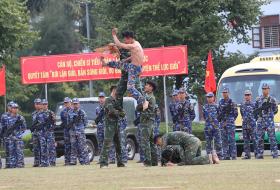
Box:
[123,100,136,125]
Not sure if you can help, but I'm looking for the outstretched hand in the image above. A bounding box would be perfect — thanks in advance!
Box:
[112,28,118,36]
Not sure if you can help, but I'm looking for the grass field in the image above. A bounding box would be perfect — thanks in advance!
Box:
[1,158,280,190]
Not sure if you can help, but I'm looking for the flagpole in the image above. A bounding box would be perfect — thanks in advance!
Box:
[163,75,169,133]
[4,95,7,112]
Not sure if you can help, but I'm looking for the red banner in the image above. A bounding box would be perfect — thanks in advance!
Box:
[20,45,187,84]
[204,50,216,93]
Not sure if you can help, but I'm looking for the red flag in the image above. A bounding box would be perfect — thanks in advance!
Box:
[204,51,216,93]
[0,65,6,96]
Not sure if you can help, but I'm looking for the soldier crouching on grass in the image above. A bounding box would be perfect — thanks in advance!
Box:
[155,131,214,166]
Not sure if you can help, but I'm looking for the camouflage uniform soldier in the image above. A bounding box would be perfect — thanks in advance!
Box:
[95,92,116,163]
[101,29,148,110]
[135,111,145,163]
[218,87,238,160]
[119,116,128,163]
[154,104,161,161]
[99,85,125,168]
[42,99,56,166]
[69,98,89,165]
[30,98,42,167]
[174,88,195,133]
[202,92,222,162]
[32,103,49,167]
[156,131,210,166]
[240,90,257,159]
[0,101,14,168]
[169,90,178,130]
[255,83,278,159]
[60,97,72,165]
[139,81,158,167]
[1,103,26,168]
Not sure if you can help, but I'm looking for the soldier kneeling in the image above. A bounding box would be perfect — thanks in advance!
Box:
[155,131,219,166]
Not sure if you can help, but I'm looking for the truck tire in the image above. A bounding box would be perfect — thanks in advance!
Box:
[86,139,95,162]
[127,138,136,160]
[237,145,243,157]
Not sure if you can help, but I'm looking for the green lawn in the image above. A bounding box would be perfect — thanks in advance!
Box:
[0,158,280,190]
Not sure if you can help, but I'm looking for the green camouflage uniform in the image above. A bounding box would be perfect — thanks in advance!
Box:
[161,131,210,165]
[99,96,123,167]
[139,92,158,166]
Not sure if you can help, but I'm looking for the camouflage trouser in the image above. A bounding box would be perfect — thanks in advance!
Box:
[47,131,56,166]
[64,128,71,165]
[153,123,161,161]
[204,124,223,158]
[177,120,192,134]
[140,120,158,166]
[119,121,128,163]
[69,128,89,165]
[184,137,210,165]
[107,61,144,104]
[256,118,278,158]
[38,130,49,167]
[221,121,237,159]
[99,120,122,166]
[4,137,25,168]
[137,124,145,162]
[32,131,41,166]
[97,123,116,162]
[242,126,257,158]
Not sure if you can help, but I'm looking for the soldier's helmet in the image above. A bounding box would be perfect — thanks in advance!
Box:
[41,99,48,105]
[34,98,41,104]
[205,92,214,97]
[72,98,79,104]
[11,103,19,108]
[178,87,186,94]
[63,97,72,103]
[171,90,178,96]
[7,101,15,107]
[262,83,270,89]
[244,90,252,95]
[222,87,229,93]
[98,92,106,97]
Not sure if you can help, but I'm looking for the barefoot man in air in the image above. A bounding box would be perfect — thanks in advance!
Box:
[100,28,148,110]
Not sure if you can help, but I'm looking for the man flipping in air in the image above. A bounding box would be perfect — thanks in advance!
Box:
[101,28,148,110]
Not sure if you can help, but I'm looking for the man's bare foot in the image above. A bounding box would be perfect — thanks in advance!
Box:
[100,56,107,67]
[143,100,149,110]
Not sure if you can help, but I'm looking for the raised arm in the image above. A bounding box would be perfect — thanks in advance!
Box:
[112,28,134,50]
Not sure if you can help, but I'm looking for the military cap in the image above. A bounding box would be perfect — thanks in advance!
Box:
[34,98,41,104]
[63,97,72,103]
[72,98,79,104]
[206,92,214,97]
[146,81,157,91]
[41,99,48,104]
[262,83,270,89]
[244,90,252,95]
[178,87,186,93]
[172,90,178,96]
[222,87,229,93]
[11,103,19,108]
[98,92,106,97]
[7,101,15,107]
